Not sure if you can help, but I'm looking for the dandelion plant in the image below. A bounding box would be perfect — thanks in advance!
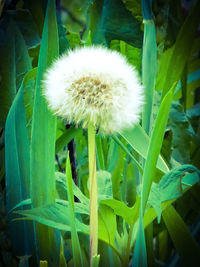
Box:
[43,46,144,266]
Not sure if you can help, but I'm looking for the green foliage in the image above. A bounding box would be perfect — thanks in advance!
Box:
[2,0,200,266]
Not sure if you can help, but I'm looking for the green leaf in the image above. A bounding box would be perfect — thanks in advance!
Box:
[121,0,142,21]
[56,172,89,206]
[162,205,200,266]
[158,0,200,99]
[132,213,147,267]
[102,0,143,48]
[142,20,157,134]
[97,171,113,201]
[55,127,81,154]
[169,104,193,164]
[5,69,35,256]
[109,40,141,72]
[6,9,41,47]
[112,136,143,174]
[119,124,169,174]
[30,0,60,263]
[101,198,140,226]
[98,204,116,247]
[65,152,83,267]
[110,138,126,200]
[66,31,83,49]
[146,165,200,222]
[0,17,32,126]
[141,83,176,211]
[15,203,89,233]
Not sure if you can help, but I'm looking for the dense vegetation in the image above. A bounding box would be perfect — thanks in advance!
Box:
[0,0,200,266]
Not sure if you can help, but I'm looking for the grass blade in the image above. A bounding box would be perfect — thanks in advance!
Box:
[162,205,200,266]
[5,70,35,256]
[66,152,83,267]
[141,83,176,211]
[142,20,157,134]
[30,0,60,264]
[120,124,169,174]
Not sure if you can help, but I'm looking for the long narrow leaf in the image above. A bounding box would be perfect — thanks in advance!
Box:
[5,69,35,256]
[162,205,200,266]
[66,152,83,267]
[120,124,169,174]
[30,0,60,264]
[141,83,176,211]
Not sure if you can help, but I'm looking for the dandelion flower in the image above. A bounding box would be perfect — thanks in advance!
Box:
[43,46,143,135]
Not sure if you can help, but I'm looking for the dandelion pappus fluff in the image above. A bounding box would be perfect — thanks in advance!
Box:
[43,46,144,135]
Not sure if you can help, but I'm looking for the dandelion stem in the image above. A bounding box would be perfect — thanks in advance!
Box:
[88,122,98,266]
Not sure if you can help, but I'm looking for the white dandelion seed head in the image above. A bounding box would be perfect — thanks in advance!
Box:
[43,46,144,135]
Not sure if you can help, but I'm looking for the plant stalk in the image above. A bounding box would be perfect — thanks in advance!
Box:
[88,122,98,266]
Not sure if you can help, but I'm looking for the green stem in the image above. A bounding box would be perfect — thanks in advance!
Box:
[88,122,98,266]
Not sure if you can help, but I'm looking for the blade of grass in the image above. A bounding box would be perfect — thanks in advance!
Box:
[30,0,60,264]
[119,124,169,174]
[141,82,177,211]
[112,136,143,174]
[132,211,147,267]
[162,205,200,266]
[142,20,157,134]
[133,82,176,267]
[55,127,81,154]
[5,69,36,256]
[66,152,83,267]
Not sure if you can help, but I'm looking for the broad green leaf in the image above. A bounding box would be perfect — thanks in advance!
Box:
[98,204,116,247]
[97,171,113,201]
[58,170,113,206]
[120,124,169,174]
[56,199,89,215]
[102,0,143,48]
[146,165,200,222]
[169,104,193,164]
[162,205,200,266]
[56,172,89,205]
[66,31,83,49]
[15,203,89,233]
[101,198,140,226]
[11,198,89,216]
